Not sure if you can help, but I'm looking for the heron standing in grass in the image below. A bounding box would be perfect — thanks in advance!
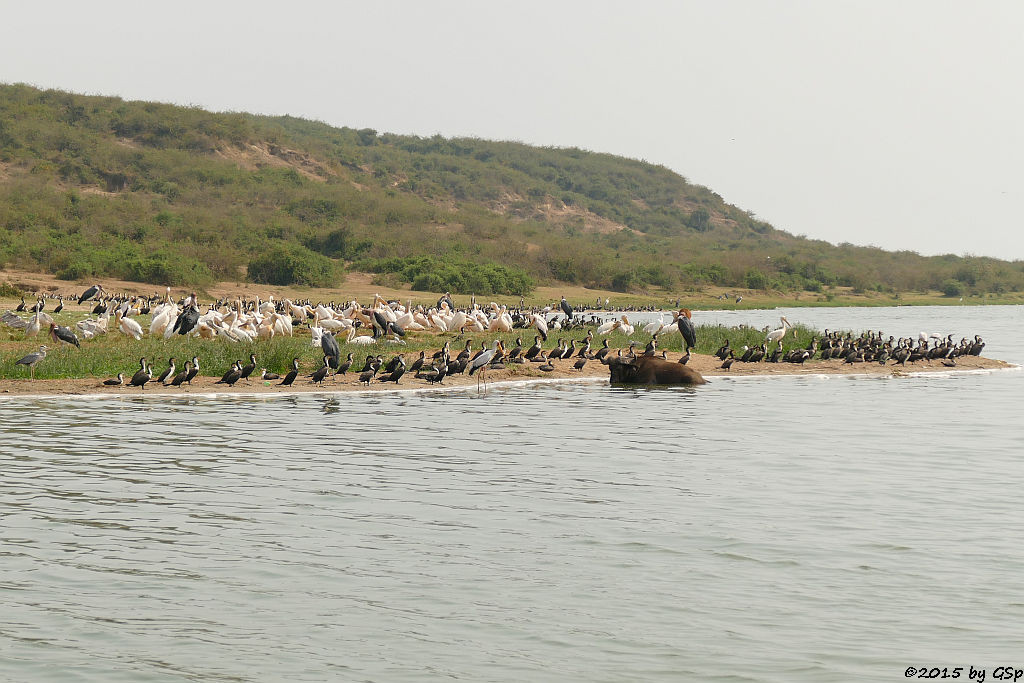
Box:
[16,345,49,379]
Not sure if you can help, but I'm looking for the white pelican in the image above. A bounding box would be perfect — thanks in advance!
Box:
[346,326,377,345]
[115,312,144,340]
[765,316,792,347]
[596,318,620,335]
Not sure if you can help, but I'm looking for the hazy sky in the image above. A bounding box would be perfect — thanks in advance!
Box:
[3,1,1022,260]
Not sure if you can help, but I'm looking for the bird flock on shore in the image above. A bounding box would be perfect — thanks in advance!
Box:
[4,287,988,387]
[712,317,985,370]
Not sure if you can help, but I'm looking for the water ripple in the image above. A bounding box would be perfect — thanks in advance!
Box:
[2,306,1024,681]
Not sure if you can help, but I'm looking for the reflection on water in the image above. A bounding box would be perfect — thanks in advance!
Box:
[1,306,1022,682]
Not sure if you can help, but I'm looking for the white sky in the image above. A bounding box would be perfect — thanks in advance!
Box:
[3,1,1022,260]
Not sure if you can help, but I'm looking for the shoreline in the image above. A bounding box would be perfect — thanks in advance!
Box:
[1,353,1014,400]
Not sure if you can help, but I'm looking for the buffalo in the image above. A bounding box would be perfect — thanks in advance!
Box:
[607,355,707,386]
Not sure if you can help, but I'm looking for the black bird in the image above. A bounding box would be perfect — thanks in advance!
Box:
[321,331,340,365]
[408,351,426,375]
[216,362,238,384]
[259,368,280,381]
[524,335,543,361]
[156,357,177,384]
[446,357,468,375]
[720,351,735,370]
[337,352,354,376]
[715,340,731,361]
[417,364,445,384]
[129,358,151,389]
[677,309,696,353]
[78,284,103,305]
[378,356,407,384]
[432,341,451,361]
[171,362,192,387]
[384,354,404,374]
[311,357,331,385]
[239,354,257,382]
[387,321,405,337]
[15,296,26,312]
[372,310,390,337]
[92,298,108,315]
[53,297,64,314]
[560,296,573,320]
[573,357,587,371]
[748,344,766,363]
[507,337,523,363]
[969,336,985,356]
[173,304,200,336]
[48,322,81,349]
[576,332,592,358]
[185,357,200,385]
[642,338,657,357]
[456,340,474,364]
[279,358,299,386]
[594,339,612,363]
[216,361,243,386]
[103,373,125,386]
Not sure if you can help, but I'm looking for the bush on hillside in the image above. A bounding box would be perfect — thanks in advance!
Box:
[366,256,534,296]
[248,243,342,287]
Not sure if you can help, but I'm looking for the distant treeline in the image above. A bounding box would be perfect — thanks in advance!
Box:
[1,83,1022,295]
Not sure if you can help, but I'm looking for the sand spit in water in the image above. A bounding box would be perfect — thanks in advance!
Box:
[0,353,1013,399]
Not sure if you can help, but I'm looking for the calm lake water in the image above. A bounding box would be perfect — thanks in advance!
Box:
[2,306,1022,682]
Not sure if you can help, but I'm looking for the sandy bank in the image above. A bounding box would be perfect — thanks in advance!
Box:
[0,353,1014,399]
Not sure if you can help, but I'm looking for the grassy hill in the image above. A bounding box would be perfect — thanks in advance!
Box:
[2,82,1022,297]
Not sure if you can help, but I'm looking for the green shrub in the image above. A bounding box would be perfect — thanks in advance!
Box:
[124,250,214,287]
[745,268,768,290]
[56,260,95,281]
[941,279,964,297]
[248,243,342,287]
[368,255,533,296]
[0,281,22,297]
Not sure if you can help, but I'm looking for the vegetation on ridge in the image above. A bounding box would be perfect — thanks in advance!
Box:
[1,82,1023,296]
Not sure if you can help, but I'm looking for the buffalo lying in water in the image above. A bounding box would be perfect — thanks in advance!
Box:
[607,356,707,386]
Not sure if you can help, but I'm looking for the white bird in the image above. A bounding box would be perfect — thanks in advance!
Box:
[596,318,620,335]
[346,326,377,345]
[765,316,792,347]
[25,313,41,338]
[116,311,144,340]
[643,314,668,336]
[529,313,549,341]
